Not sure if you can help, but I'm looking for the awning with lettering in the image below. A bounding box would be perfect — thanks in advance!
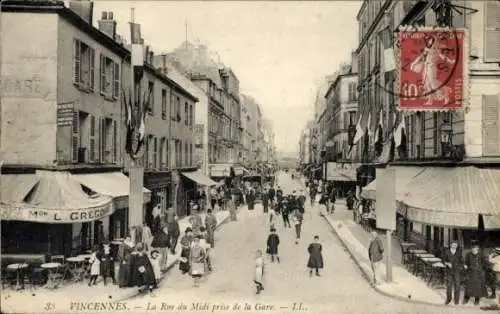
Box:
[401,166,500,230]
[182,170,217,186]
[73,172,151,207]
[0,170,114,224]
[326,162,357,182]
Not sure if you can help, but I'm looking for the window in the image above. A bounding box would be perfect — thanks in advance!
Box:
[161,89,167,119]
[73,39,95,91]
[170,91,175,120]
[99,54,119,98]
[148,81,154,114]
[72,111,80,162]
[485,1,500,62]
[190,143,193,165]
[348,83,357,102]
[185,102,189,126]
[153,137,158,168]
[189,104,194,130]
[89,115,96,161]
[185,142,188,167]
[112,121,117,163]
[433,112,439,155]
[176,97,181,121]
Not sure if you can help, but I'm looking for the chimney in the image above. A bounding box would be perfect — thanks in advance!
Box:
[69,0,94,25]
[98,11,117,40]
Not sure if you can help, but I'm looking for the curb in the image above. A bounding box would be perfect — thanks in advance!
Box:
[320,214,489,311]
[119,213,231,301]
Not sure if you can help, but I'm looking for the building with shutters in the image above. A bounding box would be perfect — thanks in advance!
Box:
[355,0,500,256]
[0,1,150,256]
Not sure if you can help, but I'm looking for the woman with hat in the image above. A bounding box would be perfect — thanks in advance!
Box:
[464,241,488,305]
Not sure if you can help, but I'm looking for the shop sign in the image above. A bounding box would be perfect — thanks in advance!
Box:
[0,203,114,224]
[397,28,466,111]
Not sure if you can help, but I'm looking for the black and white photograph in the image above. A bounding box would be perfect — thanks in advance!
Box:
[1,0,500,313]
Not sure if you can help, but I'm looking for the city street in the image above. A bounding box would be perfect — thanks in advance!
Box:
[127,172,482,314]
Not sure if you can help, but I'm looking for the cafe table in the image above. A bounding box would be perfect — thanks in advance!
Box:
[66,256,85,282]
[41,262,61,289]
[7,263,28,290]
[400,243,416,264]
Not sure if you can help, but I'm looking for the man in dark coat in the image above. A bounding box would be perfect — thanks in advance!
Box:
[368,231,384,285]
[98,242,116,285]
[281,198,291,228]
[167,215,180,254]
[464,241,488,305]
[268,186,276,207]
[266,228,280,263]
[443,241,464,305]
[307,235,323,276]
[262,189,269,213]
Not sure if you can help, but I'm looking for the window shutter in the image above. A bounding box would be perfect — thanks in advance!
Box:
[72,110,79,162]
[99,117,105,162]
[482,95,500,156]
[100,55,106,94]
[73,39,81,84]
[89,48,95,91]
[113,62,120,99]
[113,120,117,163]
[485,0,500,62]
[89,115,95,161]
[154,137,158,168]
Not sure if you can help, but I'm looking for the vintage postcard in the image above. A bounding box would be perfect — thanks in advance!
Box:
[1,0,500,313]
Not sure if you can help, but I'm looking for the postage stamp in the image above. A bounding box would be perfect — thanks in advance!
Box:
[395,27,468,111]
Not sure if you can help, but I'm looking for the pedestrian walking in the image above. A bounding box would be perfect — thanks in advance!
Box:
[198,227,213,272]
[297,190,306,214]
[210,187,218,210]
[269,207,278,230]
[150,205,162,235]
[253,249,265,294]
[118,235,135,288]
[307,235,324,277]
[463,241,488,305]
[150,250,162,286]
[268,185,276,208]
[189,237,207,287]
[262,189,269,213]
[189,207,204,236]
[328,188,336,214]
[228,196,238,221]
[167,215,180,254]
[247,188,256,210]
[281,198,291,228]
[309,183,316,206]
[487,247,500,300]
[88,245,101,286]
[266,228,280,263]
[368,231,384,285]
[98,241,116,285]
[151,223,170,271]
[131,243,156,293]
[292,209,303,244]
[443,241,464,305]
[141,223,153,252]
[204,209,218,248]
[179,228,194,275]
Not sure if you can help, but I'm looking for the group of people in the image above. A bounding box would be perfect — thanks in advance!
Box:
[254,173,324,294]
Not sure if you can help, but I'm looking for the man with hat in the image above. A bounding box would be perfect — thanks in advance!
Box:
[464,240,488,305]
[487,247,500,299]
[443,240,464,305]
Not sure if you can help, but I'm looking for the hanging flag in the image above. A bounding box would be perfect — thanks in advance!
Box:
[394,114,406,147]
[133,86,152,156]
[374,110,383,144]
[353,115,365,145]
[367,112,373,139]
[123,89,134,154]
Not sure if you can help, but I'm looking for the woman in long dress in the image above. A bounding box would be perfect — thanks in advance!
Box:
[130,243,156,293]
[189,237,206,287]
[179,228,194,274]
[464,242,488,305]
[307,235,324,277]
[253,249,265,294]
[117,235,135,288]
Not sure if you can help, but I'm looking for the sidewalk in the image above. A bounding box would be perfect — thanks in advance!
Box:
[322,205,499,310]
[1,210,230,313]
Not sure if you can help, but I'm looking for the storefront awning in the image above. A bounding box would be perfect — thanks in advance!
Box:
[182,170,217,186]
[0,170,114,224]
[233,166,247,176]
[360,166,425,200]
[401,166,500,229]
[0,173,38,203]
[326,162,357,182]
[73,172,151,204]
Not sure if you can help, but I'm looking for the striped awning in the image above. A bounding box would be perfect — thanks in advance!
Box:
[401,166,500,229]
[360,165,425,200]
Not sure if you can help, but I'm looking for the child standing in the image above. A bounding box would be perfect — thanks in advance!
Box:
[189,237,206,287]
[150,250,162,287]
[307,235,324,277]
[266,228,280,263]
[253,249,265,294]
[88,245,101,286]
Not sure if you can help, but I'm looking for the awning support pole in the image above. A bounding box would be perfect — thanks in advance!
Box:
[386,229,393,283]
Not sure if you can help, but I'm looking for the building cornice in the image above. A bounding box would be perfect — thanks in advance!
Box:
[355,0,392,54]
[1,0,129,58]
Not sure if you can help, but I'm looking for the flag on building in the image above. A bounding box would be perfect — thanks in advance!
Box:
[130,22,142,44]
[367,112,373,139]
[123,89,134,154]
[133,86,153,156]
[394,114,406,147]
[353,115,365,145]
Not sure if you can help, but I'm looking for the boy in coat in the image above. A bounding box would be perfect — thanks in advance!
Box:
[266,228,280,263]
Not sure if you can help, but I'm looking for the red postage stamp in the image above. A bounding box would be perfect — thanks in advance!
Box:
[397,28,467,111]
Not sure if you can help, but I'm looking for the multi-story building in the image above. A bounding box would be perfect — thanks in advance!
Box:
[356,0,500,254]
[0,1,151,255]
[241,94,260,165]
[325,66,358,161]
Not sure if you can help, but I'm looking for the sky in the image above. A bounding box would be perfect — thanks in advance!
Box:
[92,1,361,153]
